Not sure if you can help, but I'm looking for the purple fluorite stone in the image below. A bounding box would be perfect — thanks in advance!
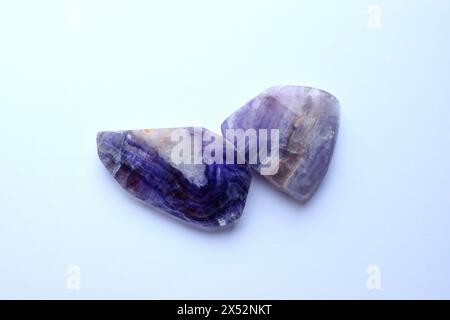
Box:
[221,86,340,202]
[97,128,251,228]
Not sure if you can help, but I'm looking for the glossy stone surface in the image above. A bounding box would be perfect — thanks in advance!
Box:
[221,86,340,202]
[97,128,252,228]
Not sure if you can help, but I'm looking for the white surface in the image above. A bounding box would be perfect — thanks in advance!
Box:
[1,0,449,299]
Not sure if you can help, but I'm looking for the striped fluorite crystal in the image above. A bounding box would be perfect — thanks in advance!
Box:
[97,128,252,228]
[221,86,340,202]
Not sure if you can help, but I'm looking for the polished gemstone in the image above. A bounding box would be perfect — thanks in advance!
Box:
[97,128,252,228]
[221,86,340,202]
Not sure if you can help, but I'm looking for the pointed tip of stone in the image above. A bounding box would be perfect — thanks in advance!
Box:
[96,130,126,174]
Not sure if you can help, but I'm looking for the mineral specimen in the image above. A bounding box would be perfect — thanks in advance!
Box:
[221,86,340,202]
[97,127,252,228]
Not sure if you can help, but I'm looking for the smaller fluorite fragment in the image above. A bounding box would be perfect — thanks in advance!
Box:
[97,128,252,228]
[221,86,340,202]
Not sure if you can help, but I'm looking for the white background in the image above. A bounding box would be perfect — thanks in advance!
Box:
[1,0,449,299]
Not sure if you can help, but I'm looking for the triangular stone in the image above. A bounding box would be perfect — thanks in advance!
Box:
[221,86,340,202]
